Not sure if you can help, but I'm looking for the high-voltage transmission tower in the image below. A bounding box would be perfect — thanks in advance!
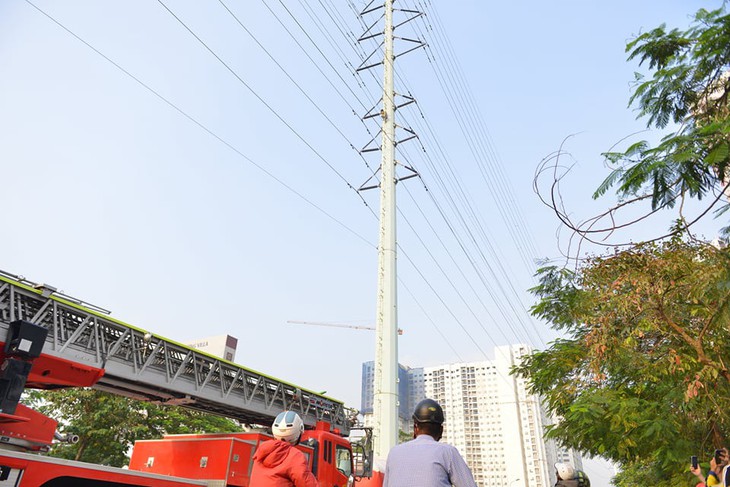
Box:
[356,0,424,464]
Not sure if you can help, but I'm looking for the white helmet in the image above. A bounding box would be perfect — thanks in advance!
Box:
[555,463,576,480]
[272,411,304,444]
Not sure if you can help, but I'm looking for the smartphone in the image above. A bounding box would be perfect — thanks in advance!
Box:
[716,449,724,463]
[692,456,699,469]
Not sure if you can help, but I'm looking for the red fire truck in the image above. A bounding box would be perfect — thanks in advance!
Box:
[0,271,379,486]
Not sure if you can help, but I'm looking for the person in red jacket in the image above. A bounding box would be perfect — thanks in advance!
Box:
[250,410,319,487]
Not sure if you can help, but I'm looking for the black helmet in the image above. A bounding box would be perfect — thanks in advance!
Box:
[412,398,444,424]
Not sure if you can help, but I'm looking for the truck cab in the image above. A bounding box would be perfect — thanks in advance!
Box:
[301,422,354,486]
[127,421,356,487]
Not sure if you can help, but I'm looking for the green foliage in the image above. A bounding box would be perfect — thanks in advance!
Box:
[612,462,691,487]
[596,7,730,222]
[514,238,730,487]
[527,7,730,487]
[398,429,412,444]
[25,388,240,467]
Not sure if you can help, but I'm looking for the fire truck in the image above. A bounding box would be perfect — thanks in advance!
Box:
[0,270,381,486]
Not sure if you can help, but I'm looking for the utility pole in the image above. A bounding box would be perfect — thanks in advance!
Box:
[373,0,398,461]
[356,0,424,468]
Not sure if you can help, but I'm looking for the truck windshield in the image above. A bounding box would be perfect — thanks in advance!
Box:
[335,445,352,478]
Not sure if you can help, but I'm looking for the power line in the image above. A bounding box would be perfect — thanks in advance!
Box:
[400,181,533,346]
[417,1,541,265]
[384,17,547,345]
[349,2,538,327]
[397,144,538,347]
[346,1,546,348]
[217,2,511,363]
[294,0,356,77]
[398,278,465,363]
[398,246,517,388]
[398,206,522,347]
[403,136,547,347]
[156,0,370,208]
[216,0,375,173]
[264,0,371,110]
[28,0,546,364]
[293,0,519,360]
[256,0,387,184]
[23,0,375,250]
[409,10,536,275]
[387,92,546,346]
[408,14,549,343]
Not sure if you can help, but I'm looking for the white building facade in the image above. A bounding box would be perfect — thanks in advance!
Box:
[186,334,238,362]
[361,345,583,487]
[423,345,578,487]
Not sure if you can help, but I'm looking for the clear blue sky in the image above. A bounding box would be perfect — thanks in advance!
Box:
[0,1,720,484]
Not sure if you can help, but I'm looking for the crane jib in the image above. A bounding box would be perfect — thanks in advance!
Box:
[0,272,349,434]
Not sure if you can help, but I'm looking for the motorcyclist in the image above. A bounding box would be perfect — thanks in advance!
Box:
[250,411,319,487]
[555,462,590,487]
[383,398,477,487]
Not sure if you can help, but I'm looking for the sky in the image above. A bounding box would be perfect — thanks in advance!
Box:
[0,1,723,485]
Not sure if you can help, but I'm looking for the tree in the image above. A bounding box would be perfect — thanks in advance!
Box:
[605,6,730,213]
[398,428,412,444]
[522,6,730,487]
[534,7,730,258]
[26,388,240,467]
[514,237,730,486]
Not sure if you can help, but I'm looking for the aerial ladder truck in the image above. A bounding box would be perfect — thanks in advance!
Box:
[0,270,377,486]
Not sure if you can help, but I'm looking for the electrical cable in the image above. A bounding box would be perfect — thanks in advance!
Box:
[398,278,465,363]
[397,143,536,347]
[156,0,372,210]
[351,1,547,348]
[404,13,542,341]
[417,2,541,265]
[217,0,376,173]
[22,0,375,250]
[400,133,547,347]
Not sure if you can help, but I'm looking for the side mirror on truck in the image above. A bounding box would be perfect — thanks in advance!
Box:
[351,441,373,479]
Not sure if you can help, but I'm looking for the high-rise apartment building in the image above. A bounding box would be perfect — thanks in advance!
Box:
[425,345,560,487]
[361,361,423,433]
[554,448,584,474]
[361,345,583,487]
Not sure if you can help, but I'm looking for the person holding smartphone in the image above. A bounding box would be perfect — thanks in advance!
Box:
[691,449,727,487]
